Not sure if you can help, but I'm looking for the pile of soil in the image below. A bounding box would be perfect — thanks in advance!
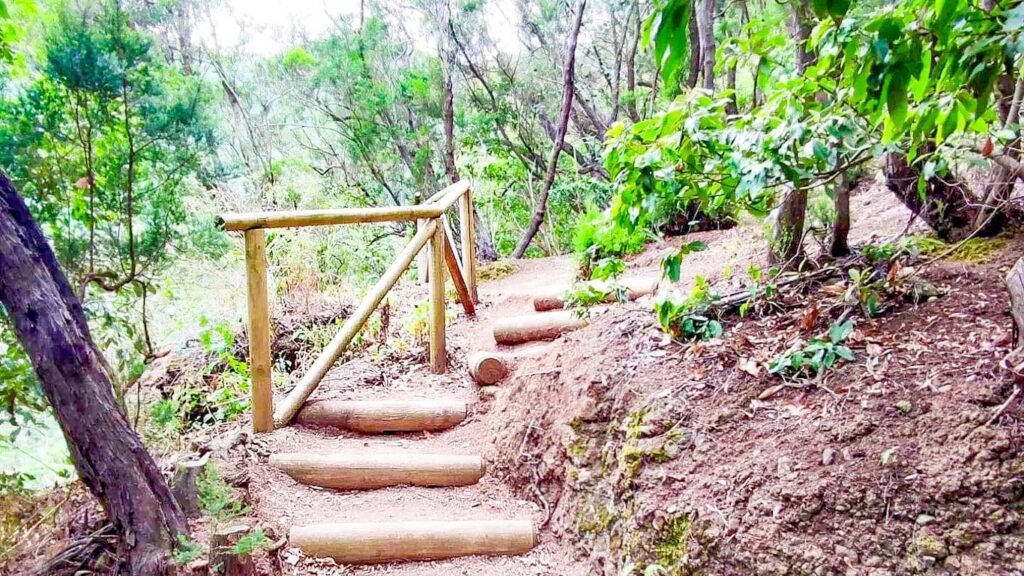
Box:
[482,235,1024,573]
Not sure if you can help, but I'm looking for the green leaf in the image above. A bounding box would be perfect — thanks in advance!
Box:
[662,253,682,282]
[834,345,855,361]
[886,68,910,127]
[828,319,854,344]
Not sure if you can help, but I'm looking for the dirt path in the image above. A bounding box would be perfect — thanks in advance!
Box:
[248,255,590,575]
[248,180,939,575]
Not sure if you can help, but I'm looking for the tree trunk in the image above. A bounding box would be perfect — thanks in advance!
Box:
[513,0,586,258]
[975,78,1023,229]
[883,153,999,242]
[441,12,497,262]
[686,0,701,88]
[830,172,851,257]
[770,186,808,266]
[0,171,186,575]
[695,0,716,91]
[789,0,815,74]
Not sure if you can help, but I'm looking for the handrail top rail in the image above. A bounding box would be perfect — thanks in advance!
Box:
[219,181,470,232]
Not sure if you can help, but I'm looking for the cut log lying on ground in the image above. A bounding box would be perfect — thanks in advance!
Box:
[532,277,659,312]
[468,351,508,385]
[290,520,536,564]
[295,399,466,433]
[493,310,588,345]
[269,452,485,490]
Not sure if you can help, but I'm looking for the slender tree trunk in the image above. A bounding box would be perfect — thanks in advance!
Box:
[830,172,851,257]
[789,0,815,74]
[770,186,808,266]
[440,14,497,262]
[513,0,586,258]
[625,1,641,121]
[686,0,701,88]
[976,78,1023,229]
[695,0,716,91]
[0,171,186,575]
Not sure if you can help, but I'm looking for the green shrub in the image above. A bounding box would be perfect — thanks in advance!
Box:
[572,209,649,275]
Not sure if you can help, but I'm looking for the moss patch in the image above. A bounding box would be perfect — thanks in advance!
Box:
[655,514,693,573]
[478,259,518,281]
[917,235,1008,262]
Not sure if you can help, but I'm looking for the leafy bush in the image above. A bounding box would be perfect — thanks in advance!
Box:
[572,209,649,276]
[769,320,855,377]
[563,280,627,319]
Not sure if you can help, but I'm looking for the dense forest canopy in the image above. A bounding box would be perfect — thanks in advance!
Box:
[0,0,1022,558]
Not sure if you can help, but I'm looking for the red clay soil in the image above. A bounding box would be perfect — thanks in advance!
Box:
[482,185,1024,575]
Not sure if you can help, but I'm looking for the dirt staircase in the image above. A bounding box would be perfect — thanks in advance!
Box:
[263,397,535,565]
[256,260,657,571]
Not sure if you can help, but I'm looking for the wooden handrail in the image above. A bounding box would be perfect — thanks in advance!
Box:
[230,180,479,432]
[274,219,438,426]
[219,205,444,232]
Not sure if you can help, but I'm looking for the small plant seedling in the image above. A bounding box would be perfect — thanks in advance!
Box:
[769,319,856,377]
[655,275,723,341]
[233,528,270,555]
[198,464,250,523]
[174,535,204,565]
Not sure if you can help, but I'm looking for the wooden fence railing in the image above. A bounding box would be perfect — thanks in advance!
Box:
[219,181,479,433]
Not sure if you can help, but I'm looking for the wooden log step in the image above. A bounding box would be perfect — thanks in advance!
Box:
[290,519,536,564]
[468,351,508,385]
[532,277,659,312]
[493,309,588,346]
[295,399,466,433]
[269,452,485,490]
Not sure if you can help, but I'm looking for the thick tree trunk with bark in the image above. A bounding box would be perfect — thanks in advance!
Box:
[686,0,701,88]
[883,153,1000,242]
[0,171,186,575]
[513,0,586,258]
[770,186,808,266]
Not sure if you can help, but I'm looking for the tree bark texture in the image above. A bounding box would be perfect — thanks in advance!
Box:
[695,0,716,91]
[0,171,186,575]
[789,0,815,74]
[686,0,701,88]
[830,171,851,257]
[512,0,587,258]
[883,153,1000,242]
[770,186,808,266]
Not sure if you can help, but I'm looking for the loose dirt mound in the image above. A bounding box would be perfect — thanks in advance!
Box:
[482,189,1024,574]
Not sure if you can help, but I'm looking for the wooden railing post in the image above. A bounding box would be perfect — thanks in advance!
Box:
[429,220,447,373]
[459,187,478,303]
[245,229,273,433]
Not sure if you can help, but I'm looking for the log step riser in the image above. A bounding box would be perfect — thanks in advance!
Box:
[493,310,588,346]
[532,277,658,312]
[290,520,536,564]
[270,453,485,490]
[295,399,467,434]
